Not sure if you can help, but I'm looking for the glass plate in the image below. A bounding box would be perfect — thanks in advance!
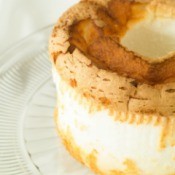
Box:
[0,26,93,175]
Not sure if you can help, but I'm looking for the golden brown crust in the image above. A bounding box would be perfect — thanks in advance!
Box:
[68,0,175,85]
[50,0,175,116]
[108,0,133,26]
[88,37,175,85]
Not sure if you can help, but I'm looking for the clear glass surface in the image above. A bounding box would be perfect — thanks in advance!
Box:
[0,26,93,175]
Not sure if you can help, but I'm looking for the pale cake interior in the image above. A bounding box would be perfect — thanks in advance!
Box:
[121,18,175,59]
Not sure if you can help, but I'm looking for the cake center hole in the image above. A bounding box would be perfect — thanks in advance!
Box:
[121,19,175,59]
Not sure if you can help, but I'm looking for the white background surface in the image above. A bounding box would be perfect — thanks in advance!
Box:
[0,0,78,55]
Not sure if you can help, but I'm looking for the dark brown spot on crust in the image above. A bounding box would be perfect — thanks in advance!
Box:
[130,81,138,87]
[129,96,148,100]
[119,87,127,90]
[68,45,76,54]
[103,78,110,81]
[166,89,175,93]
[70,79,77,88]
[91,86,97,89]
[51,52,61,63]
[99,97,111,105]
[99,89,104,92]
[136,109,157,114]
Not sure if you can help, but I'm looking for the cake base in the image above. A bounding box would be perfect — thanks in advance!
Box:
[53,69,175,175]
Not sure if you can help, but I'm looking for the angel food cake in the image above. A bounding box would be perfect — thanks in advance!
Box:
[49,0,175,174]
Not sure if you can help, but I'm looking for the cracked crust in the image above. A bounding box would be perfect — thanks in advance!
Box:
[50,1,175,174]
[69,0,175,85]
[54,79,175,149]
[53,80,175,174]
[49,0,175,117]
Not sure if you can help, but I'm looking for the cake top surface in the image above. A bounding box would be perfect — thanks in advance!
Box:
[49,0,175,117]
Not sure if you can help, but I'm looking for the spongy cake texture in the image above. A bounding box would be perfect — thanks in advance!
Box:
[49,0,175,174]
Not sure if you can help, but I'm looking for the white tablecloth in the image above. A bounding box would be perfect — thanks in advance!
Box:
[0,0,78,55]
